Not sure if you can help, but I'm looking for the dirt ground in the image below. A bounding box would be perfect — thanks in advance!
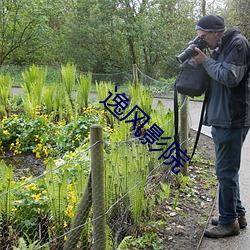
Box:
[158,130,217,250]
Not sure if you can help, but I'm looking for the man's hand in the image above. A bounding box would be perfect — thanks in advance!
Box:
[192,47,207,64]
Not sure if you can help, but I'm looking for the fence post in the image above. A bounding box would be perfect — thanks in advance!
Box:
[91,124,106,250]
[180,94,189,176]
[133,64,138,86]
[63,175,92,250]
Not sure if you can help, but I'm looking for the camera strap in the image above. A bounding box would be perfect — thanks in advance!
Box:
[174,84,208,164]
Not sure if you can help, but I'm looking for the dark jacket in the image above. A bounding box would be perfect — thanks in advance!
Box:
[203,26,250,128]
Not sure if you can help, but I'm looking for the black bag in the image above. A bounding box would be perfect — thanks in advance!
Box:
[175,58,209,97]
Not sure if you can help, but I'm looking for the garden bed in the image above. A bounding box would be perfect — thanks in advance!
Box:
[0,66,218,249]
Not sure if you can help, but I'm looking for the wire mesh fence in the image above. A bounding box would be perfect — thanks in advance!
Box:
[0,133,189,249]
[0,65,192,249]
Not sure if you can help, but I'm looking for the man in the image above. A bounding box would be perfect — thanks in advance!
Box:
[192,15,250,238]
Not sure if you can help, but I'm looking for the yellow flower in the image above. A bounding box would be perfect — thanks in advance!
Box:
[3,130,9,135]
[36,152,41,158]
[65,205,74,218]
[42,147,49,157]
[71,195,76,204]
[12,207,17,212]
[26,183,37,191]
[32,193,42,201]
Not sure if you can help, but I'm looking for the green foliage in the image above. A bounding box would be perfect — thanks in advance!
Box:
[178,174,192,189]
[159,182,171,201]
[149,100,174,159]
[117,233,163,250]
[172,190,180,210]
[0,0,227,78]
[76,72,92,111]
[0,77,179,248]
[0,109,100,157]
[43,85,56,113]
[105,140,152,228]
[61,63,76,101]
[0,161,14,222]
[128,83,153,118]
[0,0,52,65]
[0,73,12,116]
[21,65,47,118]
[12,176,49,240]
[43,159,68,230]
[13,235,47,250]
[96,81,116,127]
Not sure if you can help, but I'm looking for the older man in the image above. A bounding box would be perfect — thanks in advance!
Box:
[192,15,250,238]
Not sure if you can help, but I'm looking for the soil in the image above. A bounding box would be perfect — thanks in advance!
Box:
[158,130,217,250]
[0,152,45,180]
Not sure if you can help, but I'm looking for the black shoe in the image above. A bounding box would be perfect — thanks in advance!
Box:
[204,222,240,238]
[211,214,247,229]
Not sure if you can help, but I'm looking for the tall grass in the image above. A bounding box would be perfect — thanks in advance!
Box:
[76,72,92,112]
[61,63,76,102]
[21,65,47,118]
[0,161,14,222]
[96,81,116,127]
[0,73,12,116]
[128,83,152,118]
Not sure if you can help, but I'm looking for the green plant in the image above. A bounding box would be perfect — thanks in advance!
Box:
[43,159,69,223]
[96,81,116,127]
[0,109,102,158]
[178,174,192,189]
[148,100,174,159]
[172,190,180,210]
[128,83,152,118]
[117,233,163,250]
[12,177,49,241]
[158,182,171,202]
[0,73,12,116]
[21,65,47,118]
[76,72,92,110]
[0,161,15,222]
[13,233,49,250]
[60,62,76,102]
[43,84,56,114]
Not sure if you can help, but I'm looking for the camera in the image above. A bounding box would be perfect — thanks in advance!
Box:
[176,36,208,63]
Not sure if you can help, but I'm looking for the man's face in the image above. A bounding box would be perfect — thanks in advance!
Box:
[196,30,222,49]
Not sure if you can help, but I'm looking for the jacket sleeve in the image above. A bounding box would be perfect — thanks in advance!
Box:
[203,38,250,87]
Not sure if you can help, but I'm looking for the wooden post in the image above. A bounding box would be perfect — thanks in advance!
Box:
[91,124,106,250]
[133,64,138,86]
[180,94,189,176]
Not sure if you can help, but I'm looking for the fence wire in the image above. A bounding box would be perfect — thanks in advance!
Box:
[0,135,187,249]
[0,67,195,249]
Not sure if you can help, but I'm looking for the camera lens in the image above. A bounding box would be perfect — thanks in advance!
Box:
[176,45,198,63]
[176,36,207,63]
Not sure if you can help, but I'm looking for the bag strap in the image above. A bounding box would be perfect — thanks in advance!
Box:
[174,80,179,146]
[174,81,208,163]
[189,91,208,162]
